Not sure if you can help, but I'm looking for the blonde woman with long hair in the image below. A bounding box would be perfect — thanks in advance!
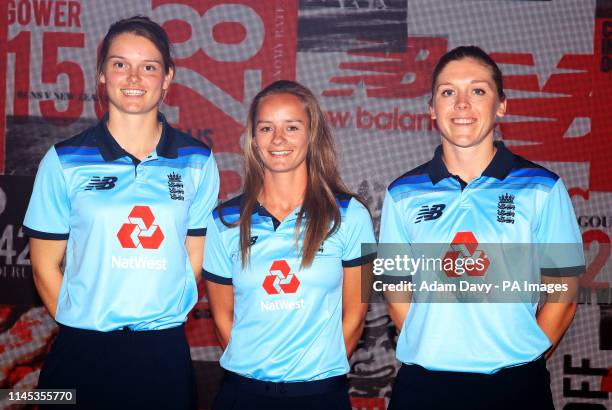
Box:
[204,80,375,410]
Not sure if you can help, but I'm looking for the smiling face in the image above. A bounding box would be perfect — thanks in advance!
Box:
[430,57,506,150]
[99,32,173,117]
[253,93,310,177]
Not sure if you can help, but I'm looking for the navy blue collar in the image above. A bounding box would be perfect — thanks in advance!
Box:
[428,141,515,185]
[95,112,179,161]
[229,194,301,222]
[226,194,268,218]
[255,201,300,220]
[255,201,271,217]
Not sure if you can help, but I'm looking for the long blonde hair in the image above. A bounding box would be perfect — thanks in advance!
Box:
[226,80,360,268]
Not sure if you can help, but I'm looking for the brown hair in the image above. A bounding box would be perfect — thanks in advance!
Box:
[229,80,362,269]
[431,45,505,101]
[96,15,174,76]
[95,16,174,108]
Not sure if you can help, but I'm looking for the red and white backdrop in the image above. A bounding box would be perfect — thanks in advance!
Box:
[0,0,610,408]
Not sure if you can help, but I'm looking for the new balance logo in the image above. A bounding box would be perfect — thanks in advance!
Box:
[85,176,117,191]
[415,204,446,223]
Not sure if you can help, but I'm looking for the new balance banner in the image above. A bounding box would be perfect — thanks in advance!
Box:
[1,1,610,408]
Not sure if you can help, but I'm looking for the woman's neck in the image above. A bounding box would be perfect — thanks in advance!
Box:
[106,109,161,160]
[259,170,307,221]
[441,139,496,183]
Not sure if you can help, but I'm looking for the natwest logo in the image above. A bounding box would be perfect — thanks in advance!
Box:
[262,260,300,295]
[442,232,490,277]
[117,206,165,249]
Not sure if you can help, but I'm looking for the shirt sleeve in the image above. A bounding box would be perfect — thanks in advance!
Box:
[202,213,233,285]
[187,152,220,236]
[341,198,376,267]
[23,147,70,240]
[535,178,585,277]
[379,190,409,244]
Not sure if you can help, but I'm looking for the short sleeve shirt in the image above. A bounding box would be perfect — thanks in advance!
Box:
[379,142,585,373]
[204,194,375,382]
[23,114,220,331]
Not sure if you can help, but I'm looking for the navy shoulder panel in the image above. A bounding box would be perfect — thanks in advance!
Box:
[388,162,431,191]
[509,154,559,184]
[335,192,354,210]
[54,127,98,154]
[213,194,243,222]
[169,126,212,152]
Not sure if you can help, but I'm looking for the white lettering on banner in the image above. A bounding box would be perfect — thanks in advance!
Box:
[152,4,264,61]
[151,4,265,124]
[0,187,6,215]
[0,227,17,266]
[111,255,168,271]
[0,265,28,278]
[272,8,286,77]
[200,5,264,62]
[152,4,200,59]
[0,225,30,266]
[174,67,260,124]
[260,298,306,312]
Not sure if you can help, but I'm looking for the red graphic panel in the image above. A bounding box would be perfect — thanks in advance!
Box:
[323,37,448,99]
[602,367,612,393]
[494,17,612,193]
[152,0,299,197]
[350,397,386,410]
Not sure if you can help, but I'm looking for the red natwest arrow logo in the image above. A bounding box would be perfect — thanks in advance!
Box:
[443,232,490,277]
[262,260,300,295]
[117,206,164,249]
